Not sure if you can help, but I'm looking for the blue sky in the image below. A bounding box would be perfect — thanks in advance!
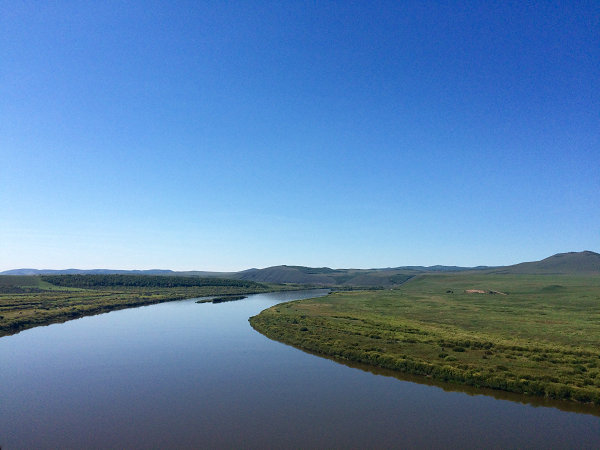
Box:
[1,1,598,271]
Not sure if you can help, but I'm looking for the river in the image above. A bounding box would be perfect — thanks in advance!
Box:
[1,290,599,448]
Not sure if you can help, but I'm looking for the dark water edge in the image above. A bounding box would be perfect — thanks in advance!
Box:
[267,337,600,417]
[250,290,600,417]
[1,289,599,449]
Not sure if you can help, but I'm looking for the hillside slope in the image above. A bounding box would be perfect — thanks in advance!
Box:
[489,251,600,275]
[234,266,415,287]
[3,251,597,284]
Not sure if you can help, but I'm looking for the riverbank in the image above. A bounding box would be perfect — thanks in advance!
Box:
[250,273,600,407]
[0,275,298,338]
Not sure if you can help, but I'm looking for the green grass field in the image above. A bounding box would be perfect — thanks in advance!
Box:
[0,275,290,337]
[250,273,600,406]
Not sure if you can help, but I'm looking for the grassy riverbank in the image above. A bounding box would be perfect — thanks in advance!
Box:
[250,273,600,406]
[0,275,290,337]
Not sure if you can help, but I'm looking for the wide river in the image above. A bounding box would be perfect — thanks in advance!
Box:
[1,290,599,448]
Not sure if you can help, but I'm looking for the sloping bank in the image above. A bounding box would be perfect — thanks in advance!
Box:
[249,282,600,407]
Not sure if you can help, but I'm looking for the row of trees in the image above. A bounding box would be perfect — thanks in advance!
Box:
[41,274,264,289]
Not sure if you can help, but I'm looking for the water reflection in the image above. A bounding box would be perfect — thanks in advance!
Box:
[0,289,598,449]
[288,343,600,417]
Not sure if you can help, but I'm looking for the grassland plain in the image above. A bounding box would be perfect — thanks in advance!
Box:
[250,273,600,406]
[0,275,295,338]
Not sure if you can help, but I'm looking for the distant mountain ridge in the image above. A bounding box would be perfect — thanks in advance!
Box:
[487,251,600,275]
[0,268,235,277]
[0,268,177,276]
[2,251,597,285]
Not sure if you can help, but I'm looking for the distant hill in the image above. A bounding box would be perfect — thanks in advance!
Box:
[235,266,339,285]
[235,266,417,287]
[0,268,236,277]
[393,265,492,272]
[487,251,600,275]
[0,268,178,276]
[0,266,417,287]
[2,251,597,285]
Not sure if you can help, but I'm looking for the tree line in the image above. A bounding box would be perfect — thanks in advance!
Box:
[41,274,265,289]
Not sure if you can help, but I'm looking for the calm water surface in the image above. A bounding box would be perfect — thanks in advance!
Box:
[1,290,599,449]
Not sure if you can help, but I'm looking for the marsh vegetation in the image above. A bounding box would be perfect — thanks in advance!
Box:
[250,273,600,406]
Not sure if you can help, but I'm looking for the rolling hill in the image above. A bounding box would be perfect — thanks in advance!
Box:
[487,251,600,275]
[234,266,415,287]
[2,251,597,286]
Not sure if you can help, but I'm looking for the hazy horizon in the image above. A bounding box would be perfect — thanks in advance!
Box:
[3,249,599,274]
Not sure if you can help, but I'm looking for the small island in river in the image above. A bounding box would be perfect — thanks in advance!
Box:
[0,274,284,337]
[196,295,247,304]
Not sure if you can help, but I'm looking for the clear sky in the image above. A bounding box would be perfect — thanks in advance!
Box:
[1,1,598,271]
